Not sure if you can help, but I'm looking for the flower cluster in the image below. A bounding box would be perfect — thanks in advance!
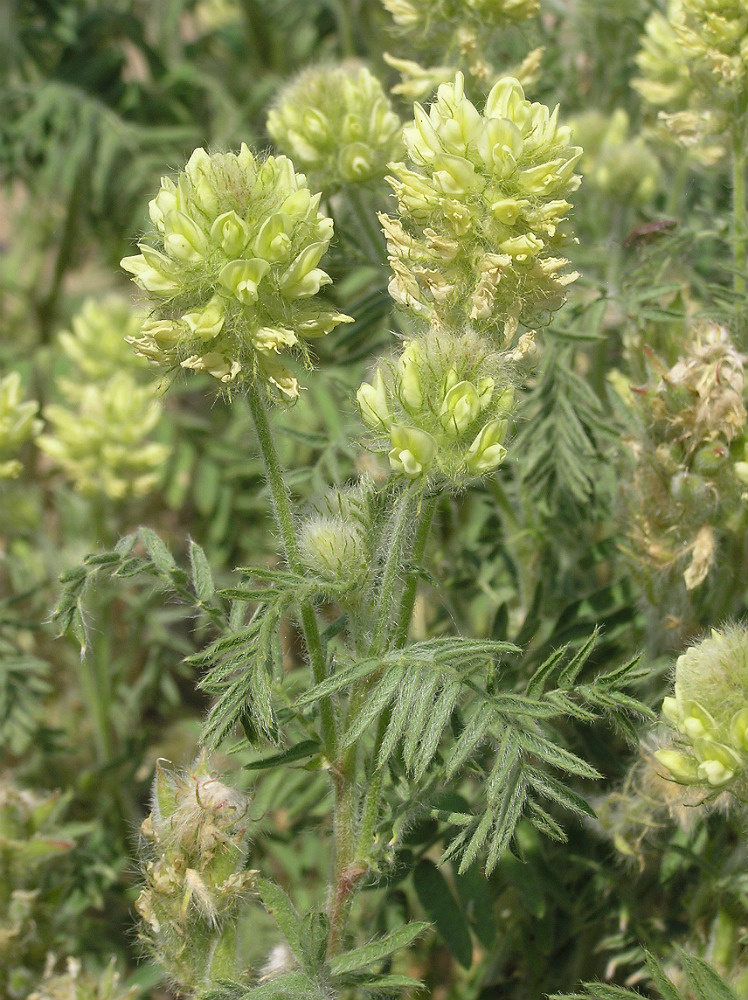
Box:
[656,625,748,793]
[633,0,745,153]
[621,323,748,591]
[380,74,581,342]
[38,299,169,500]
[382,0,538,33]
[357,327,525,482]
[570,109,660,206]
[39,375,167,500]
[0,372,42,480]
[266,64,403,190]
[633,1,695,111]
[56,296,147,382]
[122,146,352,398]
[135,757,257,994]
[27,958,137,1000]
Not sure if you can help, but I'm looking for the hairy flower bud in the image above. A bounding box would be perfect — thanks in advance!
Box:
[0,372,42,479]
[380,74,581,341]
[135,756,257,995]
[357,327,520,482]
[656,626,748,795]
[298,515,369,588]
[122,145,353,398]
[267,64,403,190]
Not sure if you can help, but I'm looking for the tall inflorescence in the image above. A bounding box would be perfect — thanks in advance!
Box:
[620,322,748,593]
[357,326,533,483]
[122,146,352,400]
[37,298,168,501]
[379,73,582,345]
[633,0,748,156]
[655,625,748,793]
[135,756,257,996]
[266,64,403,191]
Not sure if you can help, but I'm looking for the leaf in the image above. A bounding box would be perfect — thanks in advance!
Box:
[244,740,321,771]
[257,879,304,965]
[295,658,381,707]
[413,860,472,968]
[327,922,430,975]
[189,538,215,602]
[680,952,740,1000]
[139,526,178,575]
[453,864,498,947]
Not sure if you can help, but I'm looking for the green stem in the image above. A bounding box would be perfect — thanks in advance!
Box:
[732,119,747,297]
[346,187,386,266]
[334,0,357,57]
[245,383,337,756]
[352,490,436,874]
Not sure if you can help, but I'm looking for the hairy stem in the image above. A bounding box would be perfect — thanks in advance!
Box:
[245,382,337,756]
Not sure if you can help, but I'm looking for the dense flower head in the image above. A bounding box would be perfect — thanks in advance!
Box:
[122,145,353,399]
[57,297,147,383]
[382,0,538,34]
[633,1,695,111]
[621,322,748,591]
[656,625,748,794]
[633,0,744,150]
[0,372,42,479]
[571,109,660,206]
[380,74,581,341]
[357,326,529,482]
[135,756,257,993]
[38,373,168,500]
[266,64,403,190]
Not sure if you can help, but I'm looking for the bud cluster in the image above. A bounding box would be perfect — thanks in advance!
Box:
[135,757,257,995]
[266,64,403,190]
[38,298,169,501]
[570,109,661,207]
[0,372,42,480]
[380,74,581,342]
[357,327,524,482]
[298,480,374,590]
[122,146,352,398]
[621,323,748,591]
[655,625,748,793]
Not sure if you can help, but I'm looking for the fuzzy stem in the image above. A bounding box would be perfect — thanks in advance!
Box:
[245,382,337,756]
